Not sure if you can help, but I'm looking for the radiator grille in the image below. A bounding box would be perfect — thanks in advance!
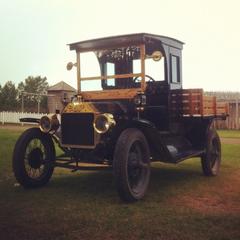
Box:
[61,113,95,146]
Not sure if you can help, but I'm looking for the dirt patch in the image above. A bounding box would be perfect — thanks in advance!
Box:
[170,172,240,215]
[173,194,240,215]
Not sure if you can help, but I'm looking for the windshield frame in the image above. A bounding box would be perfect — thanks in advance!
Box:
[75,44,146,98]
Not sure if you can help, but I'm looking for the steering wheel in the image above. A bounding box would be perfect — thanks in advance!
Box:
[133,74,155,83]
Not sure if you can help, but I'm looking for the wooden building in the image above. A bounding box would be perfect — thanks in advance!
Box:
[47,81,76,113]
[206,92,240,129]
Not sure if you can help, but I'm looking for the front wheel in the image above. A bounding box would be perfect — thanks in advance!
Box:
[201,129,221,176]
[12,128,55,188]
[113,128,150,202]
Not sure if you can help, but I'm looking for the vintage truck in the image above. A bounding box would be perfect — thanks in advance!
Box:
[13,33,228,202]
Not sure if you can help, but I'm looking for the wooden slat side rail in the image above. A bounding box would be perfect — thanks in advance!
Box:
[170,89,228,117]
[213,96,217,115]
[171,89,203,116]
[203,96,215,116]
[216,102,229,115]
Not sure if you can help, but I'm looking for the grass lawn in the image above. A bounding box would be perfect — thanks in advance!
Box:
[218,129,240,139]
[0,127,240,240]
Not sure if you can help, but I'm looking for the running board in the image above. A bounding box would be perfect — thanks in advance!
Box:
[153,132,205,164]
[174,149,205,163]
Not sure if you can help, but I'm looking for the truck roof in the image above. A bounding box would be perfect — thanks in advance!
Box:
[68,33,184,52]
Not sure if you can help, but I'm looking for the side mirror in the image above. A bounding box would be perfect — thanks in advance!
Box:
[151,51,163,61]
[66,62,77,71]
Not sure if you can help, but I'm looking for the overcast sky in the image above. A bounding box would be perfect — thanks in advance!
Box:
[0,0,239,91]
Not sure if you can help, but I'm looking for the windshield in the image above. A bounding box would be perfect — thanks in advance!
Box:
[78,45,165,92]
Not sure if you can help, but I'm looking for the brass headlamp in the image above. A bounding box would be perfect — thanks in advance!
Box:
[93,113,116,134]
[39,114,60,133]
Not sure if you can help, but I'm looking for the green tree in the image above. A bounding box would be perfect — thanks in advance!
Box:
[18,76,49,112]
[0,81,18,111]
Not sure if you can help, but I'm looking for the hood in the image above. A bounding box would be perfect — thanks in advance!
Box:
[63,101,128,116]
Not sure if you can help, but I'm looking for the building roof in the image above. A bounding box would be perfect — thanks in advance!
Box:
[48,81,76,92]
[68,33,184,52]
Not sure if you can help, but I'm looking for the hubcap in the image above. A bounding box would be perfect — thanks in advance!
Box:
[127,141,148,194]
[24,138,47,179]
[28,148,43,169]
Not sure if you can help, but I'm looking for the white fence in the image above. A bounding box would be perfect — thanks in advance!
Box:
[0,111,45,125]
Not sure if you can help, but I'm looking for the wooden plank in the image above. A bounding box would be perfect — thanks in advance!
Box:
[171,95,201,101]
[140,44,146,91]
[80,73,141,81]
[81,88,141,100]
[200,90,204,115]
[173,88,203,94]
[77,52,81,93]
[189,91,194,115]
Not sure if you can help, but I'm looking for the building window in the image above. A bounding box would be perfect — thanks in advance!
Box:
[63,92,67,99]
[171,55,180,83]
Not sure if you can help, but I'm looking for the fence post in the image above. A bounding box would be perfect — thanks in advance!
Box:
[236,99,239,130]
[0,112,2,125]
[21,111,24,126]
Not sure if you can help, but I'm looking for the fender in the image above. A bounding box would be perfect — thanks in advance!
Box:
[20,118,40,124]
[132,118,173,162]
[111,117,173,162]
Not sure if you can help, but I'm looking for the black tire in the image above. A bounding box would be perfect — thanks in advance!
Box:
[201,128,221,176]
[12,127,55,188]
[113,128,150,202]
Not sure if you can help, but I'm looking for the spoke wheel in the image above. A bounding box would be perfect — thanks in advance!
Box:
[113,128,150,202]
[13,128,55,188]
[201,129,221,176]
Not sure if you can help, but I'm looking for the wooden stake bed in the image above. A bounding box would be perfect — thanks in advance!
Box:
[171,89,229,118]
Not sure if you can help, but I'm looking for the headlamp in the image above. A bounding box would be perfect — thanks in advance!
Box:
[39,114,60,133]
[133,93,147,106]
[93,113,115,134]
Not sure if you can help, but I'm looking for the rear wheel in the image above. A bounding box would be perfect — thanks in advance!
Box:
[201,129,221,176]
[12,128,55,188]
[113,128,150,202]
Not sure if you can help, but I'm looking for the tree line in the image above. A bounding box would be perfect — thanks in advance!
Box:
[0,76,48,113]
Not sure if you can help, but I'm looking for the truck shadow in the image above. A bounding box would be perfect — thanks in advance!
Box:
[45,162,206,203]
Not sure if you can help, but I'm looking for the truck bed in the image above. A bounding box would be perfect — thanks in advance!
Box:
[170,89,228,118]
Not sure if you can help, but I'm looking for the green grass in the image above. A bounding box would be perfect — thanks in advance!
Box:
[218,129,240,139]
[0,128,240,240]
